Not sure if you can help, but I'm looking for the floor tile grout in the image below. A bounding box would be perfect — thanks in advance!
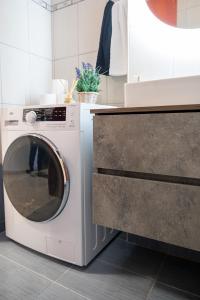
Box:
[0,252,92,300]
[54,266,96,300]
[54,282,92,300]
[1,234,199,300]
[0,251,55,300]
[96,257,160,280]
[156,253,200,299]
[54,264,113,294]
[0,233,166,285]
[158,282,200,299]
[0,252,66,284]
[36,269,69,300]
[145,254,168,300]
[53,268,92,300]
[34,269,92,300]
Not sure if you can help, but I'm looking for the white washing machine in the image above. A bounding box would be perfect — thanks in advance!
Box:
[1,103,116,266]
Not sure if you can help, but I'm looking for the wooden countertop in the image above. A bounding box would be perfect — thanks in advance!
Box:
[91,104,200,115]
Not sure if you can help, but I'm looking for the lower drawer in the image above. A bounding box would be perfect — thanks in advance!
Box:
[93,173,200,251]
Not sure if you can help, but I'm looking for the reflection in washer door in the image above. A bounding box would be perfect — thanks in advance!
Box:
[3,135,70,222]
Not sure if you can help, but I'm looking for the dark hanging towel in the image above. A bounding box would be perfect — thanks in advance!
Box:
[96,0,114,76]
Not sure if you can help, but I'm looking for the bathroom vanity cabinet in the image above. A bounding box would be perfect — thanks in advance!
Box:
[91,105,200,252]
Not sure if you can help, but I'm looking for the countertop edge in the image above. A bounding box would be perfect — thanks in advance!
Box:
[91,104,200,114]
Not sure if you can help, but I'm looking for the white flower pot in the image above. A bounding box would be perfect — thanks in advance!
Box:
[78,92,99,104]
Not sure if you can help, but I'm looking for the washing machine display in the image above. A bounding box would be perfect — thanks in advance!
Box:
[3,134,70,222]
[23,107,66,122]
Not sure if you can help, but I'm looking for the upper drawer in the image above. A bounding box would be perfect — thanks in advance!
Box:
[93,112,200,178]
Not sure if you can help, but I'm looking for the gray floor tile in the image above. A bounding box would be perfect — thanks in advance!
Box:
[57,258,153,300]
[148,283,200,300]
[158,256,200,296]
[37,282,87,300]
[0,255,51,300]
[97,238,165,278]
[0,233,68,280]
[118,232,128,241]
[128,234,200,264]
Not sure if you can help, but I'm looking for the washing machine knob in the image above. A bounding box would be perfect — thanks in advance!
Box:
[25,111,37,124]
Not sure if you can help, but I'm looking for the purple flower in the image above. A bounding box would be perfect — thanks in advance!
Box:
[75,67,81,79]
[82,62,93,70]
[82,62,87,70]
[86,63,93,70]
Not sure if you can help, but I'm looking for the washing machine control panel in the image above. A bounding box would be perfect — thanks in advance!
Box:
[23,107,66,122]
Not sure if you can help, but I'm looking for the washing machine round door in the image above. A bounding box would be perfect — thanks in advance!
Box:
[3,134,70,222]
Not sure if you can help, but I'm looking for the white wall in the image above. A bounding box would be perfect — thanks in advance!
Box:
[52,0,126,106]
[177,0,200,28]
[0,0,52,231]
[0,0,52,107]
[128,0,200,83]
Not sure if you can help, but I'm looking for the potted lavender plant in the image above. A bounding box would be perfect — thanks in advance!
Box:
[75,62,100,103]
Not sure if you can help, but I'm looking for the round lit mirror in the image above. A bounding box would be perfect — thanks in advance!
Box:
[146,0,200,28]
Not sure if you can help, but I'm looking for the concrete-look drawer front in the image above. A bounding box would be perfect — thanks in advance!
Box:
[93,173,200,251]
[93,113,200,178]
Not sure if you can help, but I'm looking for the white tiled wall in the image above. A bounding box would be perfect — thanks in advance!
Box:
[29,1,52,59]
[53,4,78,60]
[0,46,30,105]
[0,0,127,106]
[52,0,126,106]
[177,0,200,28]
[0,0,53,235]
[128,0,200,83]
[0,0,52,107]
[29,54,53,104]
[78,0,106,54]
[0,0,29,52]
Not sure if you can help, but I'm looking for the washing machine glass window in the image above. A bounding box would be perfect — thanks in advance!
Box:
[3,134,70,222]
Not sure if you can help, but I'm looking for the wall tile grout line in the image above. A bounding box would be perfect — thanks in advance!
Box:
[0,41,52,62]
[27,0,32,106]
[53,50,97,63]
[77,2,80,65]
[52,0,85,12]
[32,0,87,12]
[32,0,52,12]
